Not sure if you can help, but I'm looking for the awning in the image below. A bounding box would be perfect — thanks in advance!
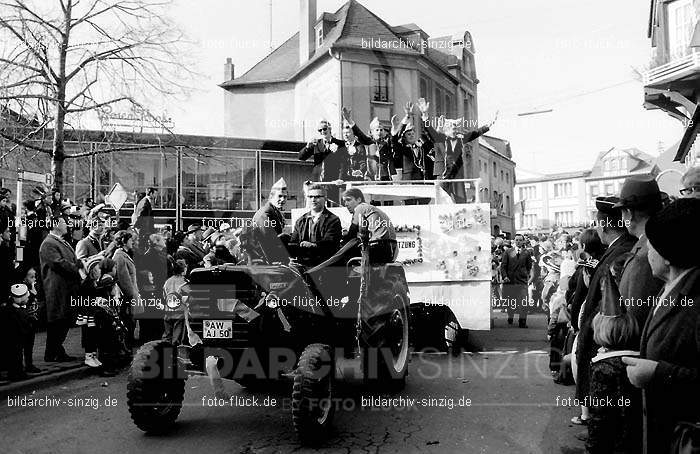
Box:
[675,102,700,162]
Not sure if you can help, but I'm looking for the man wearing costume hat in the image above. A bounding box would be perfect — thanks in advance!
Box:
[417,97,497,203]
[342,123,369,181]
[341,107,396,181]
[622,198,700,454]
[252,177,289,263]
[574,196,637,425]
[392,101,434,182]
[614,176,665,330]
[131,187,158,239]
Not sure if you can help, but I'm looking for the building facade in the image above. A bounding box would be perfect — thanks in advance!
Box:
[0,129,310,227]
[221,0,481,147]
[644,0,700,166]
[478,135,516,237]
[514,147,658,232]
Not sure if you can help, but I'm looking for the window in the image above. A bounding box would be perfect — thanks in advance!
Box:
[604,159,611,171]
[315,25,324,48]
[604,183,614,195]
[505,195,510,215]
[445,94,452,117]
[493,162,497,177]
[518,185,536,200]
[500,170,504,181]
[372,69,390,102]
[589,184,600,197]
[435,87,443,114]
[524,214,538,229]
[419,78,428,100]
[483,161,488,173]
[553,182,573,198]
[611,159,619,171]
[620,158,627,171]
[505,172,509,183]
[668,0,695,60]
[554,211,574,227]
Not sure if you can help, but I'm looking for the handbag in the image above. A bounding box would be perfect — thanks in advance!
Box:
[672,422,700,454]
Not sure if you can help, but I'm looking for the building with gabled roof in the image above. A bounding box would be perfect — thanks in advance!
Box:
[221,0,481,146]
[513,147,660,233]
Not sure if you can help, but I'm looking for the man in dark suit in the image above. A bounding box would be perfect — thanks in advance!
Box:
[39,215,82,362]
[298,120,347,183]
[342,125,369,181]
[622,198,700,454]
[575,196,637,414]
[500,234,533,327]
[288,184,341,268]
[252,178,289,263]
[614,176,664,329]
[417,98,497,203]
[131,187,157,238]
[341,108,395,181]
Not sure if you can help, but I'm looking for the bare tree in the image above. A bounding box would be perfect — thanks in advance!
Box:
[0,0,194,190]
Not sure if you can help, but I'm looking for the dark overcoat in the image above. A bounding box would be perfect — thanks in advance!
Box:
[39,234,82,322]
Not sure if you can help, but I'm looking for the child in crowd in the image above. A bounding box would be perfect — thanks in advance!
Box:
[162,259,190,345]
[586,270,642,454]
[0,284,41,381]
[543,253,570,378]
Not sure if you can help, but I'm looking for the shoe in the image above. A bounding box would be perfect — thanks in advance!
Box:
[25,365,42,374]
[507,318,514,325]
[571,415,589,425]
[84,353,102,368]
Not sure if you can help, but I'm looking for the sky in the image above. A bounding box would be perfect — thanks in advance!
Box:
[163,0,685,178]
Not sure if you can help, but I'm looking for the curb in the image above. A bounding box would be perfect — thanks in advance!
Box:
[0,365,93,401]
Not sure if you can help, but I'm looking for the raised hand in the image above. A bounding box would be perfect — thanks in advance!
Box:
[417,98,430,114]
[404,101,414,116]
[341,107,353,123]
[390,114,401,135]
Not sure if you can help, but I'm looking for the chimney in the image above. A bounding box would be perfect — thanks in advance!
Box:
[224,57,235,81]
[299,0,317,66]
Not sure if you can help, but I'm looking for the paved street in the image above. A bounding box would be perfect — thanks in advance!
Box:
[0,313,586,454]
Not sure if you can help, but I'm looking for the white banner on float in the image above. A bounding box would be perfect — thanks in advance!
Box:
[292,203,492,330]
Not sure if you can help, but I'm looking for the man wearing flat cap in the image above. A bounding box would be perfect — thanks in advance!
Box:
[614,176,665,329]
[253,178,290,263]
[175,223,206,274]
[621,198,700,454]
[575,196,637,414]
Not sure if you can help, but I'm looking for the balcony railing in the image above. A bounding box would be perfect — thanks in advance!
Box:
[644,49,700,86]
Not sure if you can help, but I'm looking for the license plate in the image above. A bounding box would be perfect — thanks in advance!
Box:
[203,320,233,339]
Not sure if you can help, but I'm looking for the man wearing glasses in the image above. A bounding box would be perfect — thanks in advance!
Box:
[298,120,347,205]
[680,167,700,199]
[288,185,341,267]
